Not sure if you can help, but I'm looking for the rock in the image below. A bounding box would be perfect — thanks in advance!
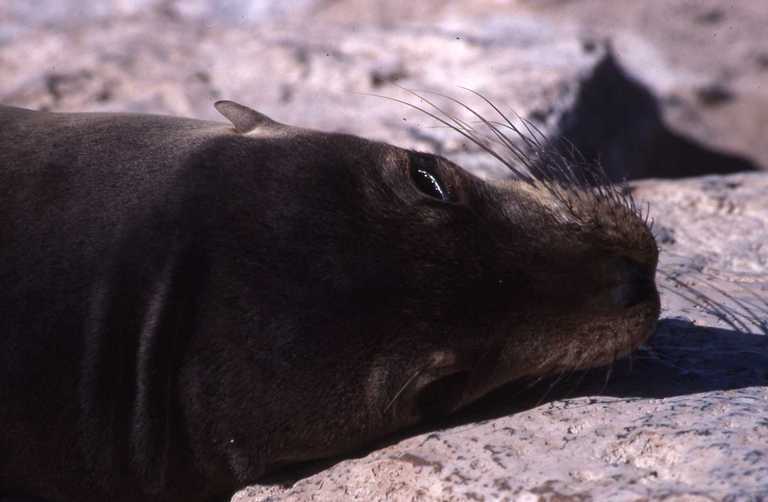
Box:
[522,0,768,173]
[545,49,759,181]
[2,1,765,181]
[0,8,606,179]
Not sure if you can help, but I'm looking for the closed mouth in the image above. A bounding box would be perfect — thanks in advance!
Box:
[415,369,471,419]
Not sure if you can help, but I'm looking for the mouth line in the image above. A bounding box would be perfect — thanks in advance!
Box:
[415,368,472,419]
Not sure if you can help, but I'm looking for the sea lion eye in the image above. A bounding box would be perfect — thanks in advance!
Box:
[410,157,448,201]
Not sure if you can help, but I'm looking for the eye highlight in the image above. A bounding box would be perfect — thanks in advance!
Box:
[409,154,449,201]
[412,168,447,200]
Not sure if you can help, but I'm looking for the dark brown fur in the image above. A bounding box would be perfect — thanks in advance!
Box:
[0,101,659,502]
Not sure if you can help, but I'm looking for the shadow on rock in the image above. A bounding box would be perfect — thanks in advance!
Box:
[460,318,768,422]
[254,317,768,489]
[545,48,760,181]
[577,318,768,398]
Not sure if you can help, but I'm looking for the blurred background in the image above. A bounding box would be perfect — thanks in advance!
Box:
[2,0,766,179]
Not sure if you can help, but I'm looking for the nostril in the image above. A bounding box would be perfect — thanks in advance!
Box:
[620,280,655,308]
[616,257,657,308]
[620,257,652,281]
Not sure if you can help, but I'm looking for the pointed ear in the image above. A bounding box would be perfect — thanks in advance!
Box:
[214,100,278,133]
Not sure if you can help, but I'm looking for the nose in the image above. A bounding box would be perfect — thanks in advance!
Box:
[611,258,658,309]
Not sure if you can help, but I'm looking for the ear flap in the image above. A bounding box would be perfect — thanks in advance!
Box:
[214,100,278,133]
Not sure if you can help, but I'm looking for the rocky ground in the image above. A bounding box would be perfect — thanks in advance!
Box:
[1,1,766,500]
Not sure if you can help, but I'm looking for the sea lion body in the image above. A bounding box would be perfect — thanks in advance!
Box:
[0,103,660,502]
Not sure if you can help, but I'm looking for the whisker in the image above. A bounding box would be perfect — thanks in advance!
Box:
[365,92,528,178]
[383,365,427,414]
[409,88,537,179]
[658,272,754,333]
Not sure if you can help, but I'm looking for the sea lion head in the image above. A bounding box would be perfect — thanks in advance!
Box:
[204,101,659,468]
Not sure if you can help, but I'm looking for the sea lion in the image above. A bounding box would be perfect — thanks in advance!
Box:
[0,100,660,502]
